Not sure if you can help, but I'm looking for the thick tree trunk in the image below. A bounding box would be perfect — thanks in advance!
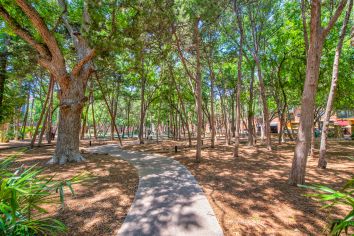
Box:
[49,78,86,164]
[318,0,352,169]
[0,0,98,164]
[289,0,324,185]
[289,0,348,184]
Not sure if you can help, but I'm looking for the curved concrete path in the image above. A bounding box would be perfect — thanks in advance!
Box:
[87,144,223,236]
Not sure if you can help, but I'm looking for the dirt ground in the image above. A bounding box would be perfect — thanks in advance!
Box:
[0,145,139,236]
[123,138,354,236]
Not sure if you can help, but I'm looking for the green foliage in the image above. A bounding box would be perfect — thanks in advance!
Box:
[0,154,89,236]
[300,178,354,236]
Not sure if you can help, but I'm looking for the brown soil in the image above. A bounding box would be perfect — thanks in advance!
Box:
[123,139,354,236]
[0,145,139,236]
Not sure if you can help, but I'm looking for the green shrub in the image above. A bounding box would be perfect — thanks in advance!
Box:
[300,178,354,236]
[0,153,89,236]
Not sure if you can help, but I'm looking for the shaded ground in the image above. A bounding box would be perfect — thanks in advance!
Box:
[124,139,354,236]
[0,145,139,236]
[87,145,223,236]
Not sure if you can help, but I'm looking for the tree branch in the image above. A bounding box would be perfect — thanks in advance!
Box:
[300,0,309,55]
[173,28,196,82]
[72,49,96,77]
[322,0,348,38]
[0,5,50,60]
[15,0,64,63]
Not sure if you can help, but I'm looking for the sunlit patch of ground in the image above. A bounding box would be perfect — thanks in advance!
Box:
[0,145,139,236]
[124,138,354,236]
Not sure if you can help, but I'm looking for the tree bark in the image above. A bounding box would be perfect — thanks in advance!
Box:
[318,0,352,169]
[248,66,255,146]
[91,94,97,140]
[48,77,87,164]
[21,92,30,140]
[38,77,54,146]
[210,68,216,148]
[1,0,97,164]
[95,72,122,145]
[30,77,53,148]
[255,58,271,150]
[171,66,192,147]
[139,62,146,144]
[289,0,347,185]
[194,18,202,162]
[80,100,90,140]
[46,81,54,144]
[233,5,243,157]
[0,36,9,123]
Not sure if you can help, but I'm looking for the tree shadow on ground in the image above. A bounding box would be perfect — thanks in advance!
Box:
[124,139,354,236]
[89,145,222,236]
[0,146,139,236]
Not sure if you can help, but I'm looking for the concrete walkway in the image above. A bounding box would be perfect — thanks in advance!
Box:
[86,144,223,236]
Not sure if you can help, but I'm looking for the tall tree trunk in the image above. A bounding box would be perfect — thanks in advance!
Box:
[91,96,97,140]
[21,92,30,140]
[233,11,243,157]
[210,70,216,148]
[248,66,255,146]
[194,18,202,162]
[38,77,54,146]
[139,71,146,144]
[0,36,9,123]
[255,58,271,150]
[310,124,315,157]
[46,79,54,144]
[318,0,352,169]
[110,99,115,140]
[231,98,235,138]
[289,0,347,185]
[127,100,131,139]
[171,67,192,147]
[220,93,229,145]
[95,73,122,145]
[80,99,90,140]
[30,77,53,148]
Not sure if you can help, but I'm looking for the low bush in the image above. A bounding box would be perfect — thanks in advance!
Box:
[0,152,88,236]
[301,178,354,235]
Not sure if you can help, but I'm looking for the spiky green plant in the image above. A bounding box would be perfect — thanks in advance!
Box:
[300,178,354,236]
[0,154,89,236]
